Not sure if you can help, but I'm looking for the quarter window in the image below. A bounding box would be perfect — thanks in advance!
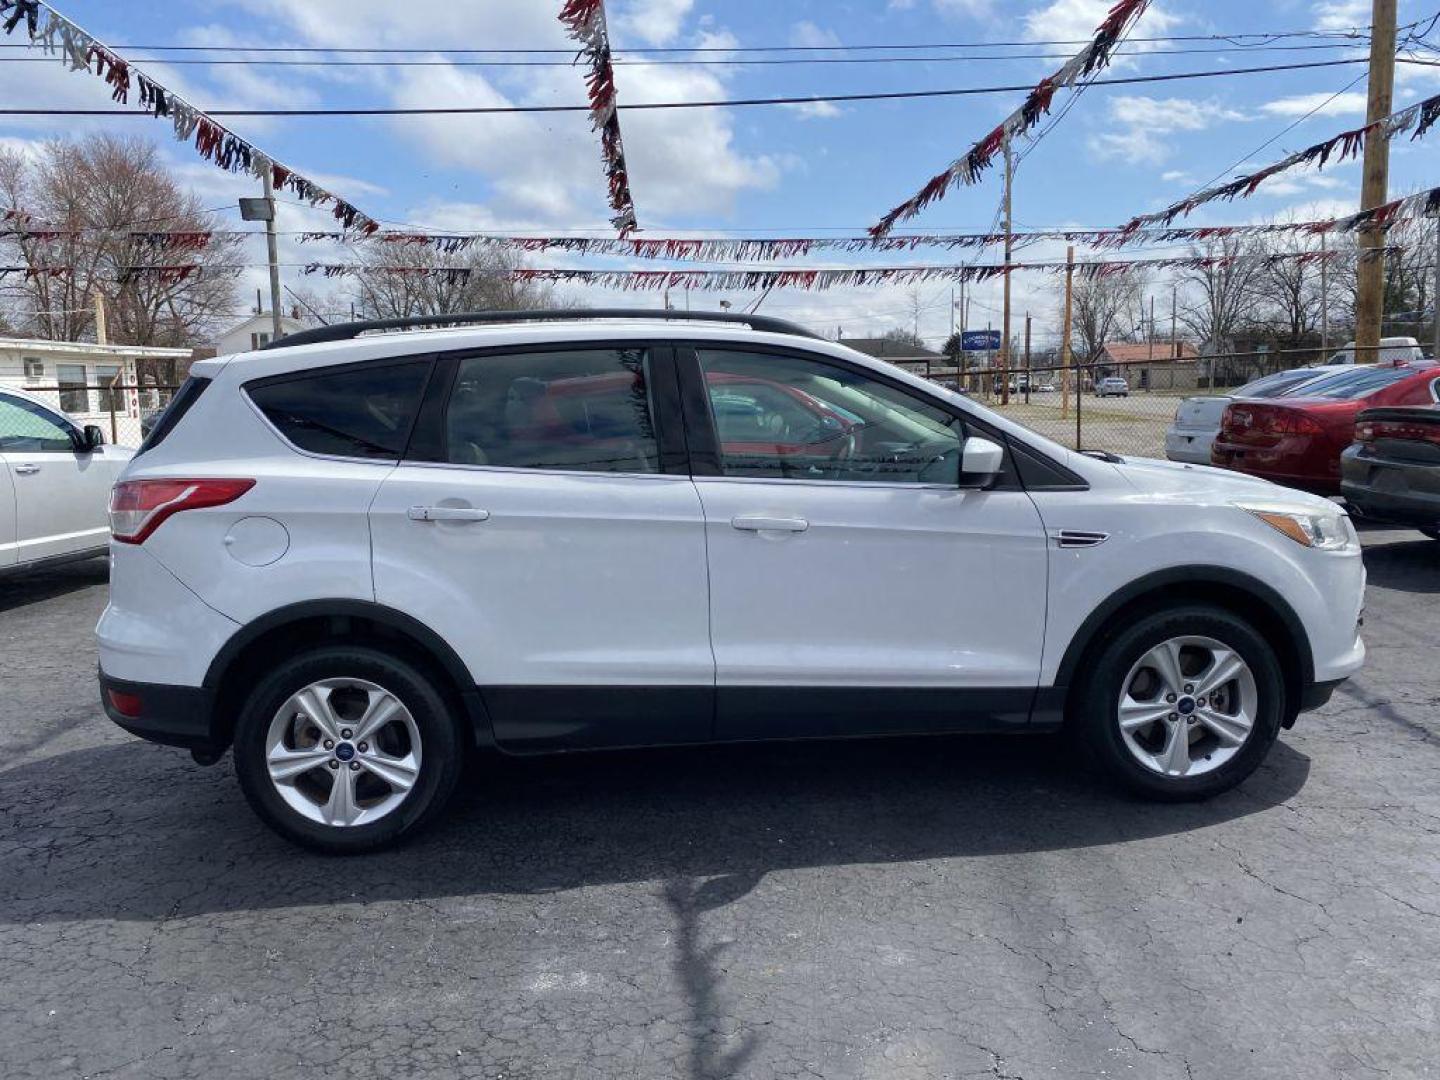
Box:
[696,350,965,484]
[249,360,431,460]
[0,394,76,453]
[445,348,660,474]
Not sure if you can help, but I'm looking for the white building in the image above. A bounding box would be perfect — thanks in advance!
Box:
[0,337,194,445]
[215,312,306,356]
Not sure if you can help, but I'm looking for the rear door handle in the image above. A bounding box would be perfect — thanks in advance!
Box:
[731,515,808,533]
[407,506,491,523]
[12,463,39,475]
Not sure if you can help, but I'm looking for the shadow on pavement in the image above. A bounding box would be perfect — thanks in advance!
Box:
[0,556,107,612]
[1360,530,1440,594]
[0,731,1310,926]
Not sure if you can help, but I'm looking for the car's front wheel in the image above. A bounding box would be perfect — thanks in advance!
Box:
[1075,606,1284,801]
[233,647,463,852]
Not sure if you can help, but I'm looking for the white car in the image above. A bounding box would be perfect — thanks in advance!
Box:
[1096,376,1129,397]
[97,311,1366,852]
[1164,366,1354,466]
[1,386,131,574]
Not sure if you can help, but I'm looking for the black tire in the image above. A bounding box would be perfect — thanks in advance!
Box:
[233,646,464,853]
[1074,605,1284,801]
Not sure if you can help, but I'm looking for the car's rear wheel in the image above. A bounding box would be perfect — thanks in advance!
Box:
[233,647,463,853]
[1075,606,1284,801]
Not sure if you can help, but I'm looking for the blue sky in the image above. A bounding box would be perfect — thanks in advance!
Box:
[3,0,1438,344]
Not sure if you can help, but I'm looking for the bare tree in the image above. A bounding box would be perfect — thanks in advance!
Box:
[0,135,239,367]
[1067,272,1142,362]
[1247,230,1326,348]
[349,243,555,319]
[1174,236,1260,355]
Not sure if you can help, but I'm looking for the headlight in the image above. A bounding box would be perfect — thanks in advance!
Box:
[1236,502,1356,550]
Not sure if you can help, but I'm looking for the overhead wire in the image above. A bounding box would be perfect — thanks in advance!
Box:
[4,56,1435,116]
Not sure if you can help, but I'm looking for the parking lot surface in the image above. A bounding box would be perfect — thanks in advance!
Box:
[2,530,1438,1080]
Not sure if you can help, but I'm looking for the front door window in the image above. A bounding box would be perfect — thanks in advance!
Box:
[696,349,964,485]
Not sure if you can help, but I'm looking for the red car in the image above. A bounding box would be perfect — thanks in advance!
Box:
[1212,362,1440,494]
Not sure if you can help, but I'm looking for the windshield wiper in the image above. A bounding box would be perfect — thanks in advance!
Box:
[1081,450,1125,464]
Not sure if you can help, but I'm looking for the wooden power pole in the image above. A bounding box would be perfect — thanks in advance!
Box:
[1355,0,1397,354]
[1000,136,1014,406]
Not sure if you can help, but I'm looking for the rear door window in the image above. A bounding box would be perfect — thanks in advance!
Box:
[248,360,431,460]
[444,348,660,474]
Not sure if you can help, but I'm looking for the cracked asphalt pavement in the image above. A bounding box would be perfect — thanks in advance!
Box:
[2,527,1438,1080]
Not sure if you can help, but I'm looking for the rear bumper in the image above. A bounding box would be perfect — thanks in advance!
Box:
[100,669,217,751]
[1211,441,1337,494]
[1340,447,1440,526]
[1165,429,1214,464]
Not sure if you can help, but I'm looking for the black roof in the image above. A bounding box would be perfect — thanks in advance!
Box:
[262,308,821,350]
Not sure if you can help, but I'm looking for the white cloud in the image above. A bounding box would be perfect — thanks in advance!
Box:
[1023,0,1181,43]
[1160,169,1194,184]
[781,100,845,121]
[1091,96,1249,165]
[1258,92,1369,118]
[1312,2,1368,31]
[1108,96,1250,131]
[790,21,842,48]
[1089,128,1170,164]
[614,0,695,47]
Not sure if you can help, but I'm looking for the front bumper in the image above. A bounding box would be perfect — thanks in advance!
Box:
[100,669,217,751]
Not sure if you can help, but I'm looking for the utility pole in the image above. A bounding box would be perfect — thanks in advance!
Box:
[1170,284,1178,360]
[1147,294,1155,364]
[1000,136,1014,406]
[958,281,967,386]
[1061,245,1075,421]
[261,169,283,339]
[93,292,107,346]
[1023,310,1032,405]
[1434,219,1440,359]
[1355,0,1397,354]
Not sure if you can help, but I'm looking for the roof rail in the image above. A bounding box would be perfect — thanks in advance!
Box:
[261,308,822,350]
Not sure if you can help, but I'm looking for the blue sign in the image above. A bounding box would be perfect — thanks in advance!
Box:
[961,330,1001,352]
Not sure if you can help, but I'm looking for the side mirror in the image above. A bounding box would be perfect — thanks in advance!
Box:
[958,435,1004,489]
[79,424,106,452]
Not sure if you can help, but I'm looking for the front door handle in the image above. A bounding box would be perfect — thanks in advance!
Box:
[407,506,491,523]
[12,463,40,476]
[731,515,808,533]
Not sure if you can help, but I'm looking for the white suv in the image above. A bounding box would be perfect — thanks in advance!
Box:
[98,311,1366,852]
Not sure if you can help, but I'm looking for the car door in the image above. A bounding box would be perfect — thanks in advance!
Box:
[369,343,715,752]
[0,392,113,563]
[0,459,15,569]
[677,344,1050,740]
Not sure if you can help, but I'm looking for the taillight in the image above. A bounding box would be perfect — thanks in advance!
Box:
[1263,410,1324,435]
[1356,422,1376,443]
[109,478,255,544]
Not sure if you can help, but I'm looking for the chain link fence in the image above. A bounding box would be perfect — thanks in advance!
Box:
[20,381,180,448]
[904,343,1416,458]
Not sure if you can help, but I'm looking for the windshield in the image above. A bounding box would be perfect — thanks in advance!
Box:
[1287,366,1419,400]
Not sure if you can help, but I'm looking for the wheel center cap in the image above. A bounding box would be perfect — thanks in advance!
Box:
[1176,697,1196,716]
[334,742,355,762]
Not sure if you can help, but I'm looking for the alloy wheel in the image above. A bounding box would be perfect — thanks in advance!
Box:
[264,678,422,827]
[1116,635,1258,779]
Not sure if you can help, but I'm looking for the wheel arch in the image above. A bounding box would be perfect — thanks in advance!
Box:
[1053,567,1314,725]
[203,600,491,749]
